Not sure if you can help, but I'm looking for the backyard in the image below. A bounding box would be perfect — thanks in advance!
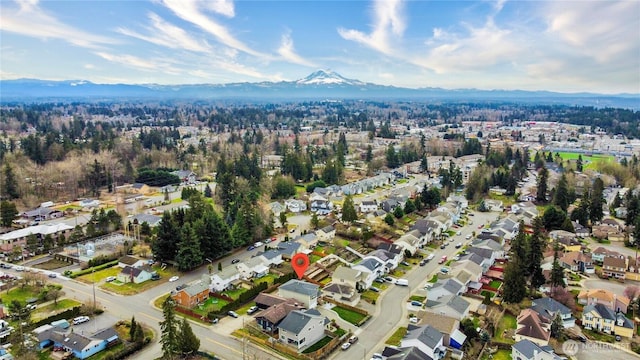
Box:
[495,313,516,344]
[489,280,502,289]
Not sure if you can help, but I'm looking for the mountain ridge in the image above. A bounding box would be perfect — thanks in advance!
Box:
[1,70,638,109]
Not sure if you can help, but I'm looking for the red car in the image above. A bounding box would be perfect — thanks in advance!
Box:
[478,225,483,229]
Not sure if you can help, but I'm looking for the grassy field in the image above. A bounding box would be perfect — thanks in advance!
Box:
[495,313,517,344]
[332,306,367,325]
[32,298,82,322]
[33,259,71,270]
[1,285,43,305]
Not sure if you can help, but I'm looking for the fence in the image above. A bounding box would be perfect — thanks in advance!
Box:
[322,297,369,316]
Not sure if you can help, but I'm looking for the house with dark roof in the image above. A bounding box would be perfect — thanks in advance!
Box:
[275,241,301,260]
[278,280,320,309]
[254,300,305,333]
[591,247,624,264]
[171,170,197,184]
[426,279,464,302]
[511,339,563,360]
[352,257,385,288]
[131,213,162,227]
[116,265,152,284]
[515,309,551,346]
[315,225,335,243]
[359,200,378,213]
[254,293,289,309]
[559,251,594,274]
[572,221,590,238]
[278,309,328,351]
[582,303,634,338]
[118,255,145,268]
[366,249,400,272]
[466,247,497,272]
[47,327,119,359]
[401,324,447,360]
[381,346,433,360]
[418,313,466,350]
[531,297,575,328]
[322,283,357,303]
[172,281,209,307]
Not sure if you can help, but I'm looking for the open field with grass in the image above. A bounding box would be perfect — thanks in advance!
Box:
[2,285,44,305]
[33,259,72,270]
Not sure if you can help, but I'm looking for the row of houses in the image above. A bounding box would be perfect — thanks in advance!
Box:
[558,246,640,281]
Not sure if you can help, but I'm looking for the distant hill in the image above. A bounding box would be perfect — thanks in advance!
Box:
[1,70,638,109]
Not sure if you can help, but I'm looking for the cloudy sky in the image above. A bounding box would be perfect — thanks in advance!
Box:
[1,0,639,94]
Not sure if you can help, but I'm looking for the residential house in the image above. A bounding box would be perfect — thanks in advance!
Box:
[484,199,504,212]
[278,309,328,351]
[284,199,307,213]
[256,250,284,267]
[171,170,197,185]
[172,281,209,307]
[572,222,590,238]
[577,289,630,313]
[490,215,519,241]
[352,258,385,289]
[458,253,492,274]
[130,183,151,194]
[359,200,378,213]
[450,260,483,291]
[446,195,469,209]
[559,251,594,274]
[381,346,433,360]
[131,213,162,227]
[591,247,624,264]
[309,194,333,215]
[47,327,119,359]
[602,256,626,279]
[419,313,467,350]
[395,232,420,255]
[22,207,63,222]
[381,198,400,213]
[366,249,400,272]
[424,294,470,320]
[315,225,335,243]
[278,280,320,309]
[377,243,404,259]
[116,266,152,284]
[515,309,551,346]
[275,241,302,260]
[254,299,305,333]
[269,202,286,217]
[0,223,73,252]
[254,293,289,310]
[549,230,581,252]
[601,218,623,231]
[237,258,270,280]
[294,233,318,249]
[79,199,100,209]
[472,239,505,259]
[331,266,364,292]
[209,266,241,292]
[117,255,146,269]
[426,279,464,302]
[322,283,357,304]
[401,324,447,360]
[531,297,576,328]
[582,303,634,338]
[466,247,498,272]
[511,339,563,360]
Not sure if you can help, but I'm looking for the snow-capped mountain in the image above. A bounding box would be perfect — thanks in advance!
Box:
[296,69,365,86]
[1,71,637,109]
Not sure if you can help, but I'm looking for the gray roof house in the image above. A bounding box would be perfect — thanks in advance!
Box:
[382,346,432,360]
[401,324,447,360]
[531,297,576,328]
[425,294,470,320]
[511,339,563,360]
[427,278,465,301]
[278,309,329,351]
[278,280,321,309]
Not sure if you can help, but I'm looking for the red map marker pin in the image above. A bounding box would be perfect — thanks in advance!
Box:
[292,253,310,279]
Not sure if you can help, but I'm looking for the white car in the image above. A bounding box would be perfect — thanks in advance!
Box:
[14,266,24,272]
[73,316,90,325]
[105,276,116,282]
[169,276,179,282]
[341,342,351,351]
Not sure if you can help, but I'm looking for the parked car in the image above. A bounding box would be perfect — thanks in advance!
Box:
[401,261,410,266]
[341,342,351,351]
[105,276,116,282]
[419,260,427,266]
[247,245,256,251]
[375,278,385,283]
[456,231,462,235]
[455,243,462,248]
[409,316,419,324]
[438,256,447,264]
[231,259,240,264]
[348,335,358,344]
[440,244,446,249]
[227,311,239,318]
[247,306,259,315]
[410,301,423,307]
[14,266,24,272]
[151,273,160,280]
[176,284,187,291]
[369,287,380,292]
[440,267,450,274]
[72,316,90,325]
[169,276,179,282]
[253,241,264,247]
[465,234,472,239]
[47,273,57,278]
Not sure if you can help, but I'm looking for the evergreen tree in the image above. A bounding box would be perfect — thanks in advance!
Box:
[310,213,319,229]
[196,210,229,260]
[160,298,179,359]
[404,199,416,214]
[393,206,405,219]
[3,163,19,199]
[553,174,571,211]
[590,178,605,222]
[510,221,528,262]
[527,217,547,293]
[175,223,203,271]
[204,184,212,198]
[129,316,137,342]
[550,242,566,291]
[279,212,287,229]
[0,201,18,227]
[177,317,200,356]
[576,155,583,172]
[551,314,564,339]
[384,213,395,226]
[152,212,180,262]
[536,166,548,203]
[342,195,358,223]
[502,257,527,303]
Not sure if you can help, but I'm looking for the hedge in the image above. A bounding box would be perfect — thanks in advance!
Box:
[103,338,149,360]
[69,260,119,278]
[209,282,268,317]
[34,306,81,328]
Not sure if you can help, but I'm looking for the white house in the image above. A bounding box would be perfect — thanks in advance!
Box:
[284,199,307,213]
[352,258,385,289]
[237,258,269,279]
[116,266,152,284]
[365,249,400,272]
[401,324,447,360]
[278,280,320,309]
[331,266,364,292]
[511,339,563,360]
[424,295,470,320]
[278,309,328,351]
[315,225,335,243]
[359,200,378,213]
[209,266,241,292]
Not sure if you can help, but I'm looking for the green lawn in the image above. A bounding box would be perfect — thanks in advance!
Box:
[252,273,277,286]
[409,295,426,302]
[78,266,122,283]
[480,290,495,299]
[193,297,230,315]
[222,288,246,300]
[482,349,511,360]
[428,274,438,283]
[302,336,333,353]
[495,314,517,344]
[1,285,43,305]
[332,306,367,325]
[386,327,408,346]
[489,280,502,289]
[32,298,82,322]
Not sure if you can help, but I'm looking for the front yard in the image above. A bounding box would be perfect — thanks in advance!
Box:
[385,327,407,346]
[331,306,368,326]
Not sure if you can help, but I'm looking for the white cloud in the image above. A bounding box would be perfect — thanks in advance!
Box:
[0,0,115,49]
[203,0,235,18]
[83,64,95,70]
[160,0,268,59]
[117,12,212,53]
[94,52,181,75]
[338,0,406,55]
[277,32,316,67]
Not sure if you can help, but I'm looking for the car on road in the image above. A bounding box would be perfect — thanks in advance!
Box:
[105,276,116,282]
[348,335,358,344]
[438,256,447,264]
[341,342,351,351]
[169,276,179,282]
[14,266,24,272]
[440,267,450,274]
[247,245,255,251]
[456,231,462,235]
[47,273,57,278]
[227,311,239,318]
[0,263,11,269]
[453,255,461,261]
[410,301,423,307]
[440,244,446,249]
[455,243,462,248]
[231,259,240,264]
[253,241,264,247]
[466,234,472,239]
[247,306,259,315]
[176,284,187,291]
[73,316,90,325]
